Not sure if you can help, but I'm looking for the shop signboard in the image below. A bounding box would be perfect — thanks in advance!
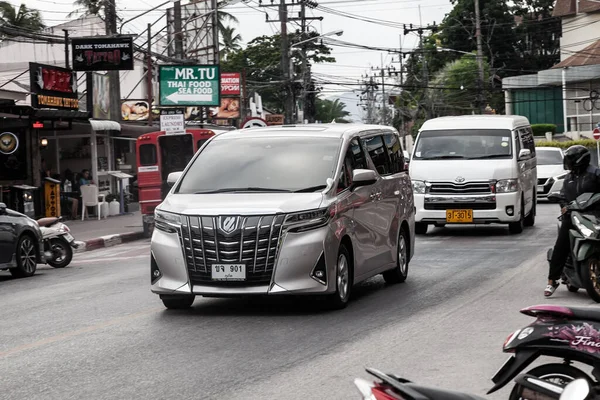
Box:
[160,109,185,135]
[29,62,78,110]
[209,97,240,119]
[221,73,241,96]
[0,129,27,180]
[121,100,150,121]
[159,65,220,106]
[266,114,284,126]
[71,36,134,71]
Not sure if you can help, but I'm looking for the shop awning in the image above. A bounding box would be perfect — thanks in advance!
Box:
[89,119,121,132]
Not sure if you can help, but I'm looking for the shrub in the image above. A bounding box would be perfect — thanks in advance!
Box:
[531,124,557,136]
[535,139,598,149]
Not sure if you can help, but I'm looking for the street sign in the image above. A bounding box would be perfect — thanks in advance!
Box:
[594,127,600,140]
[242,117,267,129]
[159,65,220,106]
[160,109,186,135]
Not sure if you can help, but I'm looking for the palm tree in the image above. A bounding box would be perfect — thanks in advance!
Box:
[0,2,44,31]
[67,0,103,19]
[217,1,239,37]
[315,98,351,123]
[219,25,242,60]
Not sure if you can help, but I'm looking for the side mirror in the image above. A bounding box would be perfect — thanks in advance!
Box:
[560,379,590,400]
[547,192,564,204]
[167,171,183,188]
[0,202,6,215]
[352,169,378,189]
[518,148,531,160]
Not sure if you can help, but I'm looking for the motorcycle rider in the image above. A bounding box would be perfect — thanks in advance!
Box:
[546,145,600,296]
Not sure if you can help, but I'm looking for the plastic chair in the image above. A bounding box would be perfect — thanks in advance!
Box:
[80,184,107,220]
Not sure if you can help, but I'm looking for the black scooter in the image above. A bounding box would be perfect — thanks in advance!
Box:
[489,304,600,399]
[547,191,600,303]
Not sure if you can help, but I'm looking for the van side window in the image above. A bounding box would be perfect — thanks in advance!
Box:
[519,127,536,157]
[383,132,404,174]
[362,135,391,176]
[338,138,366,192]
[139,144,157,166]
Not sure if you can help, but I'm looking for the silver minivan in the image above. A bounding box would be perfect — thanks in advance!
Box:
[150,124,415,309]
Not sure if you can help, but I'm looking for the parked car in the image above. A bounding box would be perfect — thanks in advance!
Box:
[150,124,415,310]
[0,202,45,278]
[536,146,567,200]
[410,115,537,235]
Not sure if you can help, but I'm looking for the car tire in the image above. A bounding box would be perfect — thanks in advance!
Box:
[327,244,353,310]
[415,223,428,235]
[46,237,73,268]
[10,234,37,278]
[161,295,196,309]
[524,195,536,227]
[509,198,524,234]
[383,228,409,284]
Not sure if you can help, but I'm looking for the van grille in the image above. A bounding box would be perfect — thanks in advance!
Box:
[179,215,286,286]
[429,181,492,195]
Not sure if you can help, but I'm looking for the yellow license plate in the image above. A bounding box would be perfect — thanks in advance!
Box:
[446,209,473,223]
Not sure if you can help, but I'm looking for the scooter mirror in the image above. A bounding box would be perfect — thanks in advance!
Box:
[560,379,590,400]
[547,192,563,203]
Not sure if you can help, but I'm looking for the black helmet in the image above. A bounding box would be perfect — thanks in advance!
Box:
[563,145,591,172]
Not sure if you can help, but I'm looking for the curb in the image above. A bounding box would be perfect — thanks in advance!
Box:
[74,231,146,253]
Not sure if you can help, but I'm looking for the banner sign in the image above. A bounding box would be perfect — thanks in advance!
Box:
[93,73,110,119]
[221,72,241,96]
[72,36,134,71]
[0,129,27,180]
[29,62,78,110]
[159,65,220,106]
[121,100,150,121]
[209,97,240,119]
[160,108,185,135]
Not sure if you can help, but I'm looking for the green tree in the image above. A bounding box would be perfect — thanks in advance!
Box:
[219,25,242,61]
[315,98,350,123]
[217,1,239,38]
[67,0,103,18]
[0,2,44,31]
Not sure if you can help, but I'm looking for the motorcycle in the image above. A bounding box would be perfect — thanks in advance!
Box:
[354,367,586,400]
[489,304,600,399]
[37,217,78,268]
[547,191,600,303]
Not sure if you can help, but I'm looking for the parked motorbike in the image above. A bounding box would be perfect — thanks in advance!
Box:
[37,217,78,268]
[489,304,600,399]
[547,191,600,303]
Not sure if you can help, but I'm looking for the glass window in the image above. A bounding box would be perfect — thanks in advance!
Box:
[338,138,367,192]
[519,127,536,156]
[413,129,512,160]
[139,144,157,166]
[383,132,404,174]
[177,136,341,193]
[362,135,391,175]
[536,149,563,165]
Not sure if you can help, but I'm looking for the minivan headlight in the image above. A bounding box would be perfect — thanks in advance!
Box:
[412,180,427,194]
[284,207,333,232]
[155,209,181,233]
[496,179,518,193]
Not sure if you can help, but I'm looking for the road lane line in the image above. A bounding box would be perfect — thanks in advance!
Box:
[0,307,163,359]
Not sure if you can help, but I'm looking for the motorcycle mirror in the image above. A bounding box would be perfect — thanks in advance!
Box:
[547,192,563,203]
[560,379,590,400]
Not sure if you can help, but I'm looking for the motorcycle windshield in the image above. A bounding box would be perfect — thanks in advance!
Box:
[575,192,600,210]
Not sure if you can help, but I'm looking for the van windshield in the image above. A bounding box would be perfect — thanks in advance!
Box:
[413,129,513,160]
[176,136,341,194]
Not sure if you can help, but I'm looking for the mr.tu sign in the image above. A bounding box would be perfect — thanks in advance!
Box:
[160,109,185,135]
[159,65,220,106]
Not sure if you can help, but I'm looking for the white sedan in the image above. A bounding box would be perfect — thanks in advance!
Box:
[536,147,568,200]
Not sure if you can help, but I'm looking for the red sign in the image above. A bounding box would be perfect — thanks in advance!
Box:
[594,128,600,140]
[221,73,241,96]
[29,62,78,110]
[32,121,44,129]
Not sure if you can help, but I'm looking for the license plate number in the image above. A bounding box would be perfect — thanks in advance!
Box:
[446,209,473,223]
[63,233,74,242]
[211,264,246,281]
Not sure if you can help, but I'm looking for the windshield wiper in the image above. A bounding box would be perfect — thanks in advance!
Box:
[421,155,466,160]
[294,185,328,193]
[194,187,293,194]
[467,154,510,159]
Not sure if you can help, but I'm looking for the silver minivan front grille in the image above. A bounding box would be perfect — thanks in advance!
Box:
[179,214,286,285]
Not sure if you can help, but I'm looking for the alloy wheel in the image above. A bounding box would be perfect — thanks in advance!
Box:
[20,238,36,273]
[51,241,67,263]
[398,235,407,276]
[337,253,349,301]
[589,258,600,296]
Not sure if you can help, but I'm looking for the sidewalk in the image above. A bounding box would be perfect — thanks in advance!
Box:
[64,211,146,252]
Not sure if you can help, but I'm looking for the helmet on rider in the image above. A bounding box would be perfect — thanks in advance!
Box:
[563,145,591,173]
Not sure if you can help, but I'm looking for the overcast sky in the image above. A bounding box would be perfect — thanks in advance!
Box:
[20,0,454,117]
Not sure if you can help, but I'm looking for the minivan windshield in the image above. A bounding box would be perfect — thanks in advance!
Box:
[413,129,513,160]
[176,136,341,193]
[536,148,563,165]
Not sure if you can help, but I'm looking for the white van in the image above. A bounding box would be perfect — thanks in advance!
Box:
[409,115,537,235]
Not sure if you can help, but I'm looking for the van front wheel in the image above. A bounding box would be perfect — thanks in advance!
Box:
[509,201,524,234]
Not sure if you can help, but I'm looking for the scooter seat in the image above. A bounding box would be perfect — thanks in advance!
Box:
[567,306,600,322]
[405,383,486,400]
[37,217,59,227]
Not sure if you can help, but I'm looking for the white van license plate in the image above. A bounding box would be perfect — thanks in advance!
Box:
[211,264,246,281]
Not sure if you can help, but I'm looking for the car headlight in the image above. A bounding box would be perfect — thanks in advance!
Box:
[155,209,181,233]
[496,179,518,193]
[573,215,595,238]
[412,180,427,194]
[284,207,333,232]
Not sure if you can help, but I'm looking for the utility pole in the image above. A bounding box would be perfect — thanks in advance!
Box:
[295,0,321,123]
[63,29,69,68]
[104,0,121,122]
[147,23,153,125]
[173,0,184,59]
[380,54,387,125]
[474,0,485,114]
[279,1,292,124]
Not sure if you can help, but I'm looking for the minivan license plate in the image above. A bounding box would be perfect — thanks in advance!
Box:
[446,209,473,223]
[211,264,246,281]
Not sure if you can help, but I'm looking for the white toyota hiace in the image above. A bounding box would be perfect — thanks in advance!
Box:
[409,115,537,235]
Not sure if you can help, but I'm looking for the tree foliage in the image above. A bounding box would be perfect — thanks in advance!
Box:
[315,98,350,123]
[0,2,44,31]
[219,25,242,61]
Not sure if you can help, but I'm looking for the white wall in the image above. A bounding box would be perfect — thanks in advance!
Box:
[560,13,600,61]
